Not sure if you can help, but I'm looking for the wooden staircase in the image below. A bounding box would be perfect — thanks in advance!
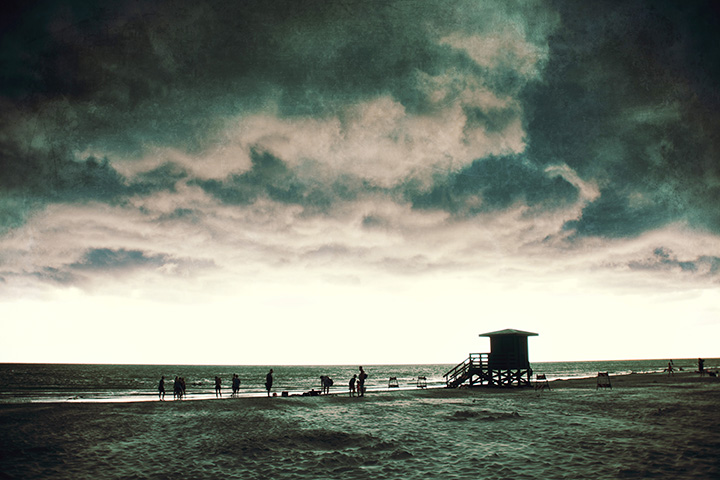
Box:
[444,353,489,387]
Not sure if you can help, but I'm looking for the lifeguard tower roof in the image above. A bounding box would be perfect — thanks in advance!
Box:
[479,329,538,337]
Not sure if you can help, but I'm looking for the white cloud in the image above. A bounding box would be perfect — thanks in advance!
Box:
[439,30,548,80]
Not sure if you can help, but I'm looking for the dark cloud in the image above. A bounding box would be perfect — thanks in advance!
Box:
[404,155,578,215]
[0,0,513,155]
[464,106,520,134]
[157,208,198,223]
[523,1,720,237]
[32,266,78,285]
[1,0,718,245]
[0,148,129,234]
[562,188,671,238]
[362,214,391,230]
[0,196,44,235]
[628,247,720,277]
[2,248,217,287]
[129,162,188,195]
[191,148,372,213]
[191,149,578,220]
[0,149,186,234]
[69,248,169,271]
[1,0,545,232]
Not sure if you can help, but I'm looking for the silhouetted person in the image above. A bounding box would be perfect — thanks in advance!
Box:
[215,376,222,397]
[158,376,165,400]
[358,366,368,397]
[232,374,241,396]
[320,375,333,394]
[349,374,357,397]
[699,358,705,376]
[173,376,181,400]
[265,369,274,397]
[667,362,674,376]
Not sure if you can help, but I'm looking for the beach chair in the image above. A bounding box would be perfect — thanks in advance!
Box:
[388,377,399,388]
[534,374,550,391]
[416,376,427,389]
[596,372,612,389]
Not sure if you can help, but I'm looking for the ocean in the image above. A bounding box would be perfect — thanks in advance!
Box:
[0,358,710,404]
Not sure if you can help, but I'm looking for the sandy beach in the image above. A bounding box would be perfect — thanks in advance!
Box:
[1,371,718,479]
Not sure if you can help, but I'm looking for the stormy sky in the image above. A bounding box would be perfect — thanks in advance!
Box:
[1,0,719,365]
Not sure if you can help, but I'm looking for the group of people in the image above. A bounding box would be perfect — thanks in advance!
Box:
[303,367,369,397]
[157,376,188,401]
[665,358,714,376]
[349,366,368,397]
[159,366,370,400]
[213,375,242,397]
[159,374,240,400]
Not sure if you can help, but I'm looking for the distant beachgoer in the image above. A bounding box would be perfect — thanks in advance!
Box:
[173,376,181,400]
[158,376,165,400]
[215,376,222,397]
[180,377,186,397]
[667,362,674,376]
[699,358,705,376]
[265,369,274,397]
[232,374,241,396]
[358,366,368,397]
[349,374,356,397]
[320,376,333,395]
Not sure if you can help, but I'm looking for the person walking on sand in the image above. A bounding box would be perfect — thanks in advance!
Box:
[265,369,274,397]
[667,362,674,376]
[215,376,222,397]
[158,376,166,400]
[358,366,368,397]
[699,358,705,376]
[349,374,357,397]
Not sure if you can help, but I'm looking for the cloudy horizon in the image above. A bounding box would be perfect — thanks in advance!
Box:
[2,0,719,365]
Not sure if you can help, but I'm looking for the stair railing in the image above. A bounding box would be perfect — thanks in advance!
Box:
[444,353,489,387]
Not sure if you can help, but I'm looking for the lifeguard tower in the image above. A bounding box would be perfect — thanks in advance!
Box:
[444,329,538,388]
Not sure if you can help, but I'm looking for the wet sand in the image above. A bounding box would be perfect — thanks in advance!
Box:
[1,372,718,479]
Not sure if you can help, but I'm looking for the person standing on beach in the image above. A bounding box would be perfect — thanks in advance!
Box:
[349,374,356,397]
[173,376,181,400]
[320,375,333,394]
[699,358,705,376]
[158,376,165,400]
[358,366,368,397]
[265,369,274,397]
[215,376,222,397]
[232,374,241,397]
[667,362,674,376]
